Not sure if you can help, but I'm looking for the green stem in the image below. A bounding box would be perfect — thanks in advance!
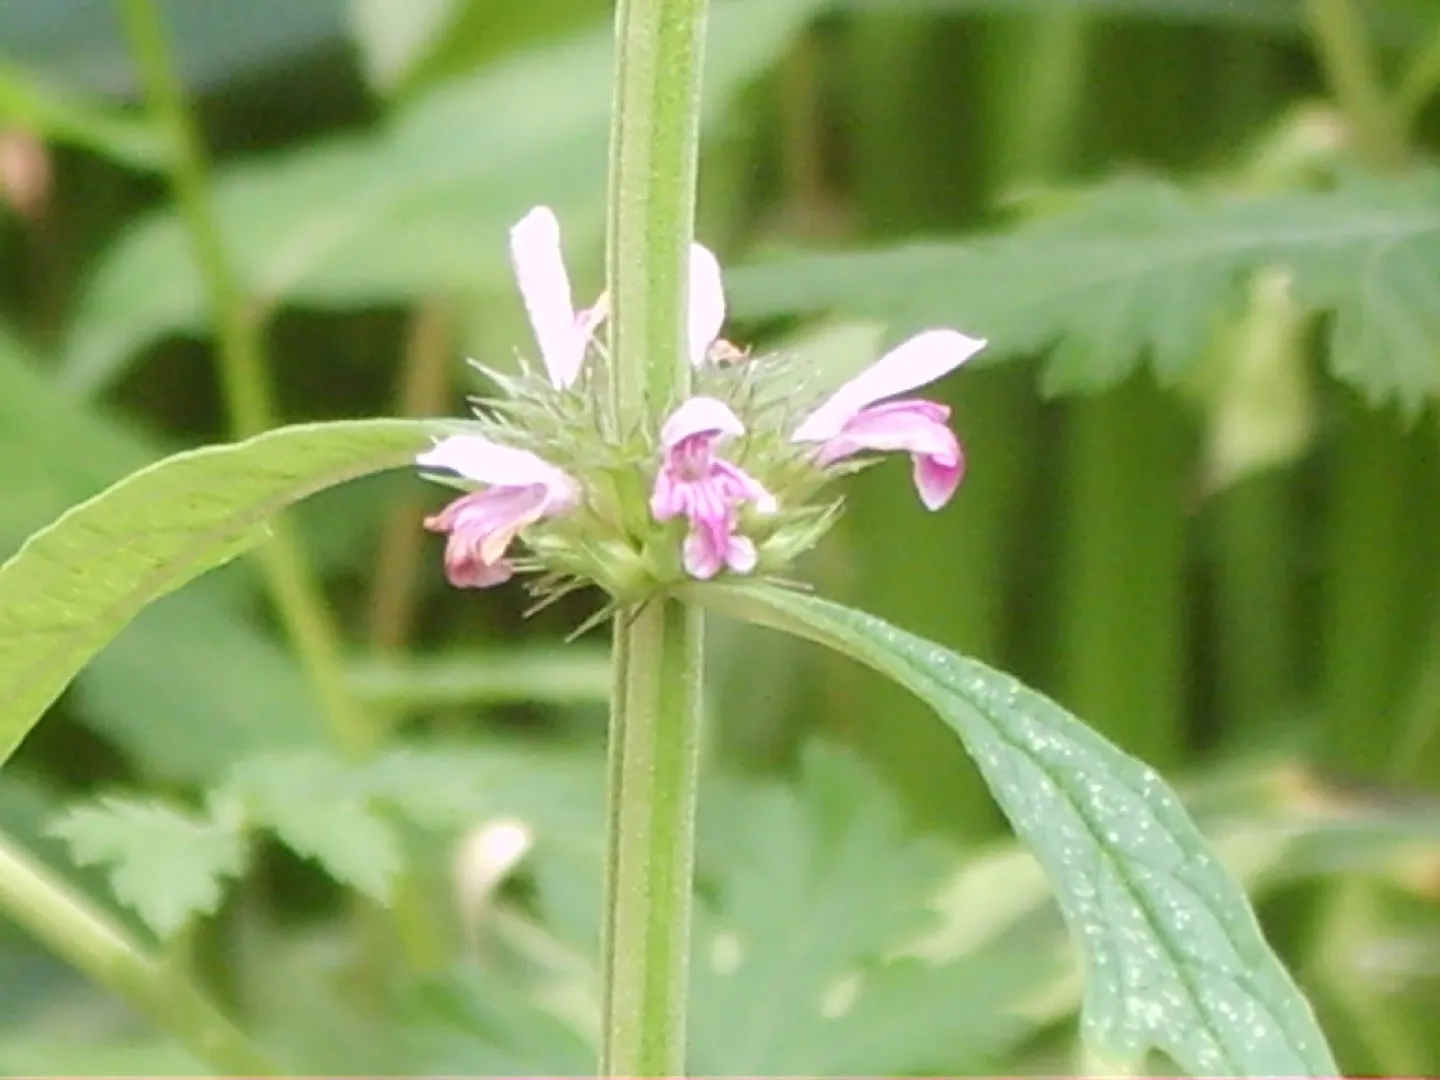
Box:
[119,0,442,978]
[119,0,379,760]
[0,829,278,1075]
[989,6,1090,186]
[1055,377,1189,769]
[1303,0,1408,170]
[605,0,709,424]
[602,0,710,1070]
[601,602,704,1075]
[1396,21,1440,131]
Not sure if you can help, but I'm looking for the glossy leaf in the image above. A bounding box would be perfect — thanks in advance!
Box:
[0,418,432,772]
[695,584,1338,1077]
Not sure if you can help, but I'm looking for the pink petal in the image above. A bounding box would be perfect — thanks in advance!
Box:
[814,400,954,462]
[913,451,964,511]
[724,534,758,574]
[510,206,583,388]
[814,399,964,510]
[650,465,683,522]
[425,486,553,589]
[688,243,726,367]
[417,436,578,503]
[660,395,745,449]
[444,550,516,589]
[682,527,726,580]
[792,329,986,442]
[712,459,777,515]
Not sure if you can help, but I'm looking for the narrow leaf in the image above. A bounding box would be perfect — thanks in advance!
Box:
[695,584,1338,1078]
[0,419,432,770]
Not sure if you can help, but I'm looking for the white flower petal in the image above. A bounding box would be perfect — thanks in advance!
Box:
[792,329,986,442]
[660,395,746,448]
[418,435,570,489]
[509,206,582,388]
[688,243,726,366]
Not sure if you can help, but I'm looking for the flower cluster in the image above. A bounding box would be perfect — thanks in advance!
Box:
[418,206,986,601]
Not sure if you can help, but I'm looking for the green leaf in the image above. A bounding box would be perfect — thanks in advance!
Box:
[0,418,432,772]
[223,751,401,901]
[694,584,1338,1077]
[400,965,597,1076]
[689,744,1052,1074]
[0,328,328,783]
[60,0,826,394]
[48,796,246,938]
[727,171,1440,410]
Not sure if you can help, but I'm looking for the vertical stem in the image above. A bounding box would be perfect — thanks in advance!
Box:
[367,302,453,653]
[120,0,441,977]
[1056,376,1190,769]
[988,6,1090,186]
[606,0,708,423]
[602,0,710,1075]
[1213,473,1297,735]
[0,830,277,1075]
[1303,0,1408,170]
[601,602,704,1075]
[119,0,380,759]
[1396,22,1440,130]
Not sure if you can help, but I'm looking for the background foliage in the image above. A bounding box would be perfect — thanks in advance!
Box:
[0,0,1437,1074]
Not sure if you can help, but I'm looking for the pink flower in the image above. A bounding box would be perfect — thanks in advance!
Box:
[792,329,987,510]
[509,207,607,389]
[419,436,580,588]
[651,396,776,580]
[687,243,727,366]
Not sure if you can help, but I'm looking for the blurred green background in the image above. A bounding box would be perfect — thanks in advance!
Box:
[0,0,1438,1075]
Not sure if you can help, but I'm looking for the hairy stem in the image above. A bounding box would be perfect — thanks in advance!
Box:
[601,0,710,1073]
[1303,0,1408,170]
[606,0,709,424]
[0,829,278,1075]
[601,602,705,1074]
